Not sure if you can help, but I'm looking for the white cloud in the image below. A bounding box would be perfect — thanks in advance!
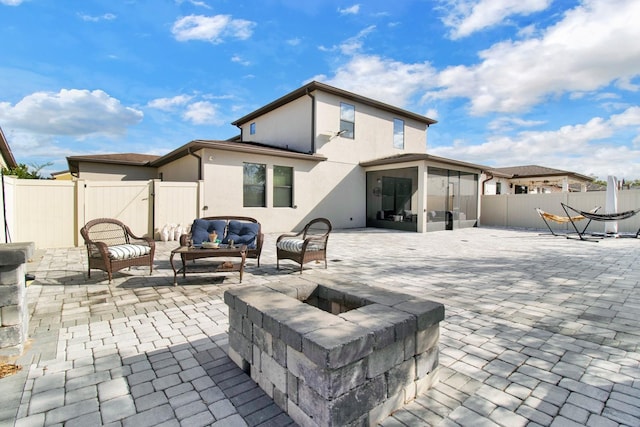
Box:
[286,38,301,46]
[78,12,117,22]
[312,54,437,108]
[183,101,223,125]
[430,106,640,178]
[318,25,376,56]
[147,95,193,111]
[172,14,256,43]
[338,4,360,15]
[488,116,546,132]
[426,0,640,115]
[231,55,251,66]
[175,0,211,8]
[0,89,143,137]
[0,0,24,5]
[440,0,551,39]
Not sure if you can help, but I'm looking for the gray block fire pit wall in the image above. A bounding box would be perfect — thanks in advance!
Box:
[224,281,445,427]
[0,242,34,357]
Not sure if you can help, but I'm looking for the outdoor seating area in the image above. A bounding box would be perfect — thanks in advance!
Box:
[561,202,640,240]
[3,228,640,426]
[276,217,332,273]
[80,217,155,283]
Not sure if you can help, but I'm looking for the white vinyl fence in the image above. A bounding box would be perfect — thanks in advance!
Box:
[481,190,640,235]
[1,175,638,249]
[0,177,201,249]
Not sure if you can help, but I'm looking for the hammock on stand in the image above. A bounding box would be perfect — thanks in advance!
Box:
[535,206,600,237]
[560,203,640,241]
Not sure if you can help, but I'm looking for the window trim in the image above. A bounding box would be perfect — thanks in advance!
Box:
[273,165,293,208]
[393,118,404,149]
[249,122,256,135]
[340,102,355,139]
[243,162,266,208]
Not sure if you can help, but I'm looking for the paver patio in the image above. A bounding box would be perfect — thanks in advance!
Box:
[1,227,639,426]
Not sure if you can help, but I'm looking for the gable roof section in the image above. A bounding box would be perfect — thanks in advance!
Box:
[151,139,327,167]
[488,165,593,182]
[232,81,438,127]
[0,126,18,169]
[360,153,487,171]
[67,153,160,176]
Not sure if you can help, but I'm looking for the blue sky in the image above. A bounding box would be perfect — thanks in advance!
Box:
[0,0,639,180]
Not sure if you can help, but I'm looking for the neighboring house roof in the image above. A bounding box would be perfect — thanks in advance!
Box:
[232,81,438,127]
[0,126,18,169]
[151,139,327,167]
[360,153,488,171]
[487,165,594,182]
[67,153,160,176]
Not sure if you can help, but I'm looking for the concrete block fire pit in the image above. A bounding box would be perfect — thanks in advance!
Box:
[224,280,444,427]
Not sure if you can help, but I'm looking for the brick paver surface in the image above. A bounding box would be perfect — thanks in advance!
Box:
[2,227,639,426]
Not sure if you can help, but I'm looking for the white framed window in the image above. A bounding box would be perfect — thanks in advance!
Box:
[340,102,355,139]
[243,162,266,207]
[393,118,404,149]
[273,166,293,207]
[249,122,256,135]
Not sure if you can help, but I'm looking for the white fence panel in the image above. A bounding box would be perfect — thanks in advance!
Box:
[482,189,640,234]
[0,175,16,244]
[153,181,200,239]
[82,180,153,238]
[15,179,76,248]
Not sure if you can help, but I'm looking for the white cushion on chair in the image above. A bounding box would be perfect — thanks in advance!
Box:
[277,239,321,253]
[108,244,151,260]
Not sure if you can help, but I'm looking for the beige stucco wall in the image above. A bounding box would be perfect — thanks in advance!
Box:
[240,96,313,153]
[78,162,158,181]
[195,148,365,233]
[158,155,199,182]
[314,91,428,163]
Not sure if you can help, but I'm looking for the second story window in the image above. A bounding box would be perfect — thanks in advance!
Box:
[250,122,256,135]
[340,102,355,139]
[393,118,404,149]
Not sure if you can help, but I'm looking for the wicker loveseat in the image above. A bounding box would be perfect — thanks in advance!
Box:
[80,218,155,283]
[276,218,332,273]
[179,216,264,266]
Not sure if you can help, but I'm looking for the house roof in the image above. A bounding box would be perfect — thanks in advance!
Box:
[487,165,593,182]
[151,139,327,167]
[0,126,18,169]
[232,81,438,127]
[360,153,488,171]
[67,153,160,176]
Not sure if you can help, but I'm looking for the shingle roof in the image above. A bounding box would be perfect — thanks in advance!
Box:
[232,81,438,127]
[0,126,18,169]
[67,153,160,176]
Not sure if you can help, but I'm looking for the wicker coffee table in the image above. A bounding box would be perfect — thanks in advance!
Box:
[170,244,247,286]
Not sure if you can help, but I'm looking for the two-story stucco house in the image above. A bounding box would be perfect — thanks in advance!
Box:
[68,81,487,233]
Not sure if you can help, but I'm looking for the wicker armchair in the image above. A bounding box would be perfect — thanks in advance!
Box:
[80,218,155,283]
[276,218,332,273]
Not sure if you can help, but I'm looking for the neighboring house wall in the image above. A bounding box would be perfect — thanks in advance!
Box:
[78,162,157,181]
[158,155,199,182]
[483,177,513,195]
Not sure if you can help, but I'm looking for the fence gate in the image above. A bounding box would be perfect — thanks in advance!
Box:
[81,180,153,238]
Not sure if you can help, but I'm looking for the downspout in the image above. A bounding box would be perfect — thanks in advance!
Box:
[481,171,493,195]
[306,88,316,153]
[188,146,202,181]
